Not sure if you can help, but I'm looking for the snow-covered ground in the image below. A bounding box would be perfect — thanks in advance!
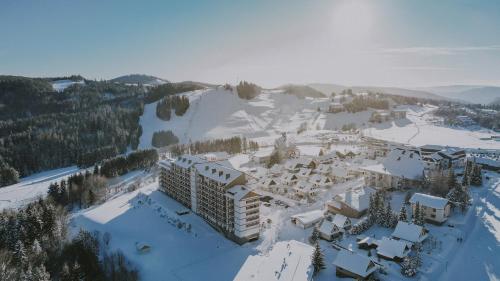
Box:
[0,166,81,210]
[52,79,85,92]
[363,105,500,149]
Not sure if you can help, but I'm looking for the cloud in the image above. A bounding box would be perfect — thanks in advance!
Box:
[379,45,500,56]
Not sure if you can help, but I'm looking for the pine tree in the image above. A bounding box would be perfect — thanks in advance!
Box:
[384,202,393,227]
[417,204,425,226]
[32,264,50,281]
[470,164,483,186]
[310,228,320,244]
[311,243,325,276]
[368,194,376,223]
[13,240,27,266]
[413,202,420,225]
[398,205,408,222]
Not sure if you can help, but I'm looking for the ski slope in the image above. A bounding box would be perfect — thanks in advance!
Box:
[138,88,373,149]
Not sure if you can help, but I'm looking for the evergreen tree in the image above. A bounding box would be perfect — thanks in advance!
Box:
[32,264,50,281]
[398,205,408,222]
[417,204,425,226]
[310,228,320,244]
[413,202,421,225]
[470,164,483,186]
[311,243,325,276]
[13,240,27,266]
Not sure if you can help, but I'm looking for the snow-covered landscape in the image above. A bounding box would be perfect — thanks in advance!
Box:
[3,2,500,280]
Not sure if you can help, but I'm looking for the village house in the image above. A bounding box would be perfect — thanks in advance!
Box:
[332,214,352,230]
[281,173,299,185]
[309,174,332,187]
[297,168,314,178]
[361,148,425,190]
[251,148,274,164]
[291,210,324,228]
[438,147,466,168]
[329,102,345,113]
[469,156,500,172]
[357,236,379,250]
[376,237,410,262]
[285,157,318,172]
[410,193,451,224]
[315,163,331,175]
[317,220,341,241]
[370,110,391,123]
[159,154,260,244]
[233,240,314,281]
[317,151,340,164]
[333,249,380,280]
[293,180,317,198]
[326,187,376,218]
[391,221,428,244]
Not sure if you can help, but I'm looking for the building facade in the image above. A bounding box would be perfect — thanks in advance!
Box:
[159,155,260,244]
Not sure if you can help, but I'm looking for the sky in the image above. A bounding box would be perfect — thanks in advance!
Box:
[1,0,500,88]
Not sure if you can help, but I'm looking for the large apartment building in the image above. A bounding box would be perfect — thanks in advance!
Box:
[159,155,260,244]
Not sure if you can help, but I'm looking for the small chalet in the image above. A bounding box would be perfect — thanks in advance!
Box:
[317,220,342,241]
[376,237,410,262]
[391,221,428,244]
[309,174,332,187]
[293,180,317,197]
[281,173,299,185]
[333,249,379,280]
[297,168,314,178]
[410,193,451,224]
[331,214,352,230]
[291,210,324,229]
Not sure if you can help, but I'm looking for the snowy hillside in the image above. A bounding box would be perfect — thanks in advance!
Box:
[138,88,374,149]
[52,79,85,92]
[363,105,500,149]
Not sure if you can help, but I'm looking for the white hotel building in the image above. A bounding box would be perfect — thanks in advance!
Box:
[159,154,260,244]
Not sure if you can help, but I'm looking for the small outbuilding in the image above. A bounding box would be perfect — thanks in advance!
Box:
[391,221,428,244]
[410,193,451,224]
[333,249,379,280]
[291,210,324,229]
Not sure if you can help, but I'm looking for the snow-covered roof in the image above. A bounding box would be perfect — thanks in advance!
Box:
[357,237,379,247]
[282,173,298,182]
[410,193,449,209]
[291,210,324,225]
[194,162,243,184]
[226,185,259,202]
[253,147,274,158]
[335,187,376,212]
[330,165,349,177]
[332,214,349,228]
[420,144,444,152]
[376,237,409,259]
[391,221,428,243]
[294,181,315,193]
[174,155,205,169]
[361,148,424,180]
[472,157,500,168]
[261,178,278,186]
[318,220,339,235]
[233,240,314,281]
[333,250,379,278]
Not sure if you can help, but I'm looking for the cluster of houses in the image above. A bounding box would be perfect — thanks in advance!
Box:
[259,153,357,201]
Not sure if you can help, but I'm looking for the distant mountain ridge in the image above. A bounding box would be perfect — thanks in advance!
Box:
[111,74,169,85]
[308,83,446,100]
[418,85,500,105]
[278,84,326,98]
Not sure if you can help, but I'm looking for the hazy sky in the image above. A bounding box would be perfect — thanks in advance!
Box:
[1,0,500,88]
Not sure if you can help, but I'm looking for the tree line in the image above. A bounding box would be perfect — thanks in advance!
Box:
[99,149,158,178]
[236,81,260,100]
[144,82,202,104]
[155,95,190,121]
[170,136,259,156]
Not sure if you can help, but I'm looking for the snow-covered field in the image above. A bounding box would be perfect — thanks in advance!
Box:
[52,79,84,92]
[363,105,500,149]
[0,166,81,210]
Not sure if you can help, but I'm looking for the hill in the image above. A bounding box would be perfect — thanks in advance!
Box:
[309,83,446,100]
[419,85,500,105]
[111,74,169,85]
[279,84,326,98]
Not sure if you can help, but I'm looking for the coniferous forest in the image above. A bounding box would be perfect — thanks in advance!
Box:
[0,76,198,187]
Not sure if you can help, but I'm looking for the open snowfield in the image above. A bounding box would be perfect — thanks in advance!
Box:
[363,105,500,149]
[0,166,81,210]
